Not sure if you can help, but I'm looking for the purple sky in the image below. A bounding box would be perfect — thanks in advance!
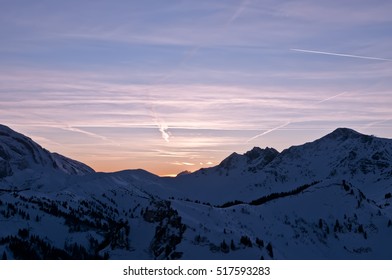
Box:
[1,0,391,176]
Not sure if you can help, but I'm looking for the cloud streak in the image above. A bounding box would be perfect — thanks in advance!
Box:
[291,49,392,62]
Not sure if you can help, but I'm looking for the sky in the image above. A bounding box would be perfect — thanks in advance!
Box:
[0,0,391,176]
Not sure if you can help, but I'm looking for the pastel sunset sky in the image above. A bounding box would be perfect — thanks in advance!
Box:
[1,0,391,176]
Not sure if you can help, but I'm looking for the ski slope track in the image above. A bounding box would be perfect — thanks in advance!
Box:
[1,124,392,259]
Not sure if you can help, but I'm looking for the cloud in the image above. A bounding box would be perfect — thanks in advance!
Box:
[1,67,391,132]
[171,162,195,166]
[291,49,392,62]
[285,0,392,24]
[1,64,391,176]
[151,107,171,143]
[2,0,392,177]
[158,121,170,143]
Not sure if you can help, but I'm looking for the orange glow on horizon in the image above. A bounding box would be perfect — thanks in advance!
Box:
[84,158,202,177]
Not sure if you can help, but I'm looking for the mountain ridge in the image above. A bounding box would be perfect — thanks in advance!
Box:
[1,124,392,260]
[1,124,388,179]
[0,124,94,180]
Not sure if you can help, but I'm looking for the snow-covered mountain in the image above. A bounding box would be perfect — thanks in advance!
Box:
[1,125,392,260]
[0,124,94,177]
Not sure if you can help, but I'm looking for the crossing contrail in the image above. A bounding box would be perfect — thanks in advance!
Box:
[247,122,290,142]
[291,48,392,62]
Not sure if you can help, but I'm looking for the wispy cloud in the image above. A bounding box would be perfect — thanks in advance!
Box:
[171,162,195,166]
[1,68,391,132]
[279,0,392,24]
[157,120,170,143]
[2,0,392,177]
[152,109,171,143]
[291,49,392,62]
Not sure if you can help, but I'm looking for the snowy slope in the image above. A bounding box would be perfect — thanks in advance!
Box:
[163,128,392,205]
[1,125,392,260]
[0,124,94,177]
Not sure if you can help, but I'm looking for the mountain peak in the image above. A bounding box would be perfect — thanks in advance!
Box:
[0,124,13,133]
[244,147,263,161]
[176,170,192,177]
[244,147,278,162]
[218,152,242,170]
[324,127,362,141]
[0,124,94,178]
[217,147,279,172]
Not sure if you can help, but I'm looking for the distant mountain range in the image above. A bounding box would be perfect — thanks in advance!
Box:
[1,124,392,259]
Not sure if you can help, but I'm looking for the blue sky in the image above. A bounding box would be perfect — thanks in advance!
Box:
[1,0,391,175]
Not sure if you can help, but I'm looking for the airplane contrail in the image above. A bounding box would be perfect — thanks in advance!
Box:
[148,0,252,144]
[247,122,290,143]
[362,118,392,129]
[316,91,347,104]
[291,48,392,62]
[63,126,108,141]
[228,0,250,24]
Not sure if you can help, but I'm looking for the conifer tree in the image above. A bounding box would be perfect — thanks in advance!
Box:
[230,240,236,250]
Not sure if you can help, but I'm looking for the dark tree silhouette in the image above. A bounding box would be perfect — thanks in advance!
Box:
[266,242,273,258]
